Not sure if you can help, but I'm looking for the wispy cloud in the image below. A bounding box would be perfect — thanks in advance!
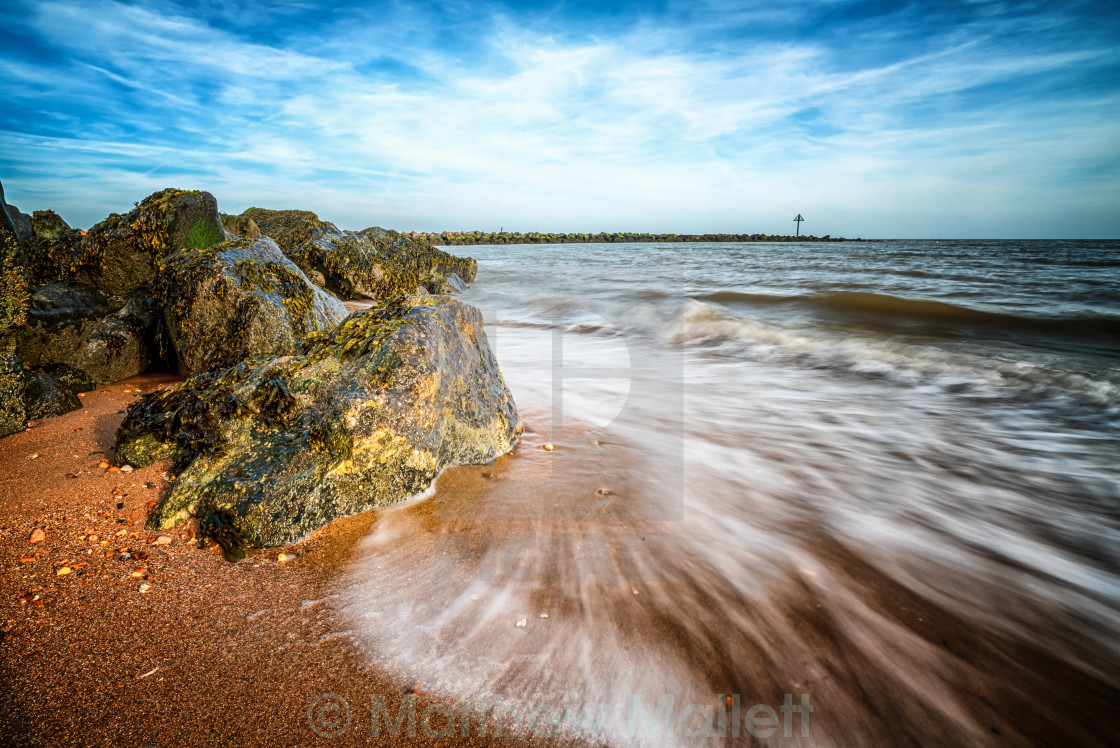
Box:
[0,0,1117,237]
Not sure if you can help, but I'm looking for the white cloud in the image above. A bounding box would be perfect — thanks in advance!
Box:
[1,0,1117,237]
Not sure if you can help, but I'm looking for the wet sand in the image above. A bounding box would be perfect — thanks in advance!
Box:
[2,376,1117,746]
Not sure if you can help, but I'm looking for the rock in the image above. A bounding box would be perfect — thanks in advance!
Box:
[79,188,227,298]
[277,552,296,563]
[21,368,82,419]
[138,583,151,593]
[29,528,45,544]
[117,296,522,547]
[151,235,348,377]
[120,464,134,473]
[0,180,30,438]
[241,208,477,299]
[16,283,171,383]
[5,203,32,244]
[238,208,335,254]
[220,213,261,239]
[56,566,71,575]
[153,535,172,545]
[24,210,86,287]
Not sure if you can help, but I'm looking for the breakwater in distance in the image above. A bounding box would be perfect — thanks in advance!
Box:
[415,230,853,245]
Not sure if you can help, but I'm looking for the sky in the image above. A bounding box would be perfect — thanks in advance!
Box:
[1,0,1118,238]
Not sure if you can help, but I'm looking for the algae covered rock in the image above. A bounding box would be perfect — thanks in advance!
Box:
[239,208,334,253]
[0,179,29,437]
[239,207,476,299]
[24,210,87,287]
[220,213,261,239]
[16,283,171,383]
[80,188,226,297]
[152,235,348,377]
[116,296,522,547]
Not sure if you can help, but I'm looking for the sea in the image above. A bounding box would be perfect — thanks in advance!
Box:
[338,240,1120,746]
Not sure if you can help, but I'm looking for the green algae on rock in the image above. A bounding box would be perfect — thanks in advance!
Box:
[152,235,349,377]
[80,188,226,298]
[116,296,522,548]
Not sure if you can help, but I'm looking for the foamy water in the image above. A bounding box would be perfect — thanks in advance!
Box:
[338,241,1120,746]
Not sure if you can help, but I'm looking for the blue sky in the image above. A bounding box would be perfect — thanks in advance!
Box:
[1,0,1117,237]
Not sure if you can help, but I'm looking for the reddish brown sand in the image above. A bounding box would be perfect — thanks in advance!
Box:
[0,376,548,747]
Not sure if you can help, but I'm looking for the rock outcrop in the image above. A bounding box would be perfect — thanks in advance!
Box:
[79,188,226,298]
[16,283,171,384]
[240,207,476,299]
[0,180,29,437]
[151,236,348,377]
[116,296,522,549]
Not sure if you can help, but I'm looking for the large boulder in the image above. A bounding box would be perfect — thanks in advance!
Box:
[78,188,227,298]
[115,296,522,549]
[16,283,170,384]
[241,207,477,299]
[151,235,348,377]
[0,180,29,437]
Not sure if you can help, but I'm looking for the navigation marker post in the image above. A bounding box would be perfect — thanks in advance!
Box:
[794,214,804,236]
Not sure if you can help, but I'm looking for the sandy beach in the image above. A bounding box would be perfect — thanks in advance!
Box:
[0,376,554,747]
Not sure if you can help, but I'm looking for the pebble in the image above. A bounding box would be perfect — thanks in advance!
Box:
[98,462,109,469]
[596,489,614,495]
[29,528,45,544]
[107,466,122,474]
[56,567,72,576]
[515,618,527,628]
[277,553,297,563]
[153,536,172,546]
[138,584,151,593]
[540,613,549,618]
[26,453,39,460]
[120,465,134,473]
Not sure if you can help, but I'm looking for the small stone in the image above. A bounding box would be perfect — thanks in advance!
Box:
[26,453,38,460]
[277,552,296,563]
[153,536,172,546]
[120,465,134,473]
[541,443,554,451]
[98,461,109,469]
[29,528,45,544]
[516,618,527,628]
[107,466,121,473]
[56,567,72,576]
[138,584,151,593]
[114,529,127,537]
[596,489,613,495]
[539,613,548,618]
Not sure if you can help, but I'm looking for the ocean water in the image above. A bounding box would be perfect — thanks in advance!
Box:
[340,241,1120,746]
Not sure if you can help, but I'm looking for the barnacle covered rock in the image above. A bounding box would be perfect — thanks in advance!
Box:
[16,283,171,383]
[152,235,348,377]
[0,179,29,437]
[239,207,477,299]
[79,188,227,298]
[116,296,522,547]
